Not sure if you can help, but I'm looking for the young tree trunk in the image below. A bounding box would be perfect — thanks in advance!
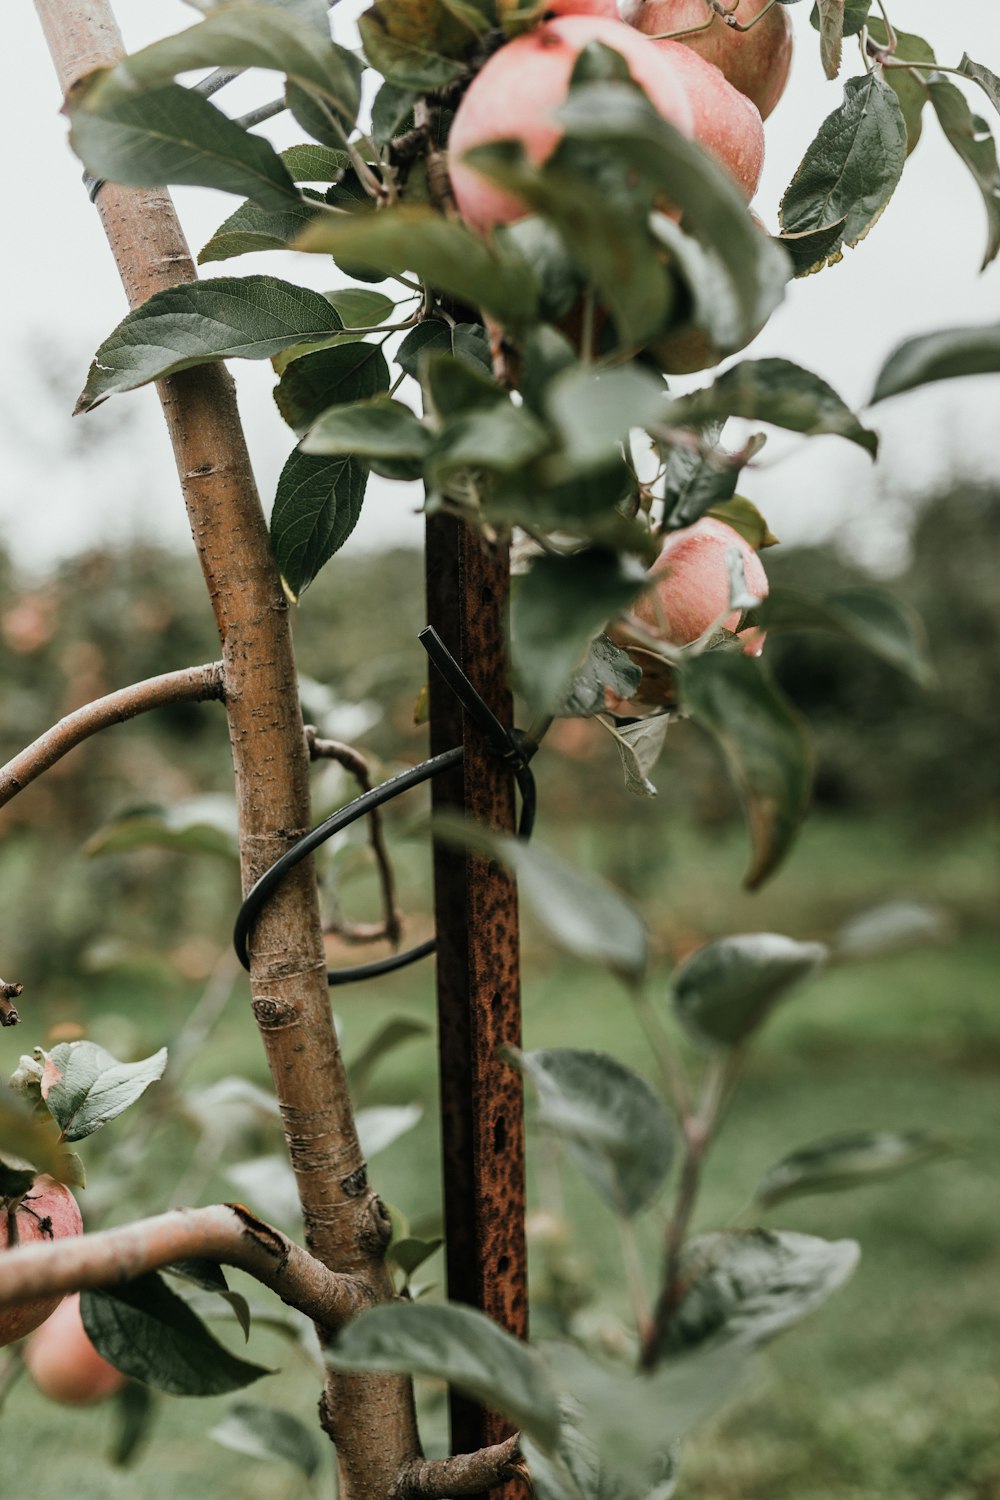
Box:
[33,2,420,1491]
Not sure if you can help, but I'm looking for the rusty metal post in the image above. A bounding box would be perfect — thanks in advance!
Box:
[425,511,529,1490]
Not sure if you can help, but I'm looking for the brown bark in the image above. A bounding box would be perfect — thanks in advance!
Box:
[0,662,224,809]
[32,2,419,1490]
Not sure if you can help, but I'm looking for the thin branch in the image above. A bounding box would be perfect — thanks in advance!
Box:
[0,1202,369,1334]
[306,728,404,948]
[0,979,23,1028]
[391,1434,524,1499]
[0,662,226,809]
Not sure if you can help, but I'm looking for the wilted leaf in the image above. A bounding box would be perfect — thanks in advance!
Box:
[755,1131,954,1210]
[327,1301,561,1450]
[814,0,845,79]
[82,1274,269,1395]
[510,1047,674,1217]
[44,1041,168,1143]
[670,933,827,1050]
[558,634,642,720]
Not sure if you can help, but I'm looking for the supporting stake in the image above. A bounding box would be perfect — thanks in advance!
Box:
[425,512,529,1498]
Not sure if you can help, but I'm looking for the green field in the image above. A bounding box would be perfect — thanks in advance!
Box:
[2,810,997,1498]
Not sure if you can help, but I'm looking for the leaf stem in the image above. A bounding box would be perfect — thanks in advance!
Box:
[633,988,692,1121]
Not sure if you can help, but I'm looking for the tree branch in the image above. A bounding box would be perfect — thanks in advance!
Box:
[0,1203,369,1333]
[391,1434,524,1499]
[0,663,225,809]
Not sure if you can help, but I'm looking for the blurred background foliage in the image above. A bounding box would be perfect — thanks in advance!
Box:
[1,481,998,1497]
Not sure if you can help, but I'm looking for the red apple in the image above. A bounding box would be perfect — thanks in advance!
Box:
[448,14,695,234]
[24,1292,127,1405]
[632,515,768,646]
[631,0,793,119]
[652,39,763,196]
[0,1177,83,1347]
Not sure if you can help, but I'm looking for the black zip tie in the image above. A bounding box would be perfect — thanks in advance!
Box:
[233,629,537,986]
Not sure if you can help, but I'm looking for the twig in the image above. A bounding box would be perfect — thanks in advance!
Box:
[0,979,23,1027]
[0,662,226,809]
[390,1433,523,1499]
[0,1202,369,1334]
[306,728,404,948]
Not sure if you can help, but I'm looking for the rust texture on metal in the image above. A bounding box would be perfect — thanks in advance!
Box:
[425,511,529,1497]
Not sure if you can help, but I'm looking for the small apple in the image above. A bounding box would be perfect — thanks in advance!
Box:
[448,14,695,234]
[0,1177,83,1347]
[24,1292,127,1405]
[651,39,764,197]
[632,514,769,647]
[631,0,793,119]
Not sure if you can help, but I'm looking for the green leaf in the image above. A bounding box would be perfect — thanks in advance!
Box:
[0,1083,78,1186]
[706,496,779,551]
[510,1047,674,1217]
[545,362,668,474]
[210,1403,321,1477]
[346,1016,431,1097]
[872,321,1000,402]
[44,1041,167,1143]
[660,1230,859,1356]
[281,143,349,181]
[109,1382,157,1468]
[371,81,420,145]
[301,397,431,478]
[164,1260,252,1341]
[67,80,300,210]
[327,1301,561,1450]
[82,796,240,860]
[773,218,849,278]
[670,933,827,1051]
[356,1104,423,1157]
[809,0,869,36]
[496,216,584,325]
[833,899,953,961]
[274,341,390,435]
[557,634,641,719]
[81,1274,269,1395]
[755,1131,954,1211]
[428,403,551,485]
[680,652,813,889]
[323,289,397,329]
[926,77,1000,268]
[396,320,492,380]
[270,452,367,597]
[668,358,878,457]
[198,195,322,264]
[359,0,469,91]
[661,424,740,530]
[555,84,789,343]
[91,4,362,129]
[958,54,1000,121]
[780,73,906,262]
[814,0,846,79]
[387,1235,443,1277]
[77,277,345,411]
[512,550,647,719]
[436,818,649,985]
[604,715,672,798]
[296,206,540,325]
[754,585,932,685]
[866,23,935,154]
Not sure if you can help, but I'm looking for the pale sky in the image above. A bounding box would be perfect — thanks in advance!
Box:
[2,1,1000,579]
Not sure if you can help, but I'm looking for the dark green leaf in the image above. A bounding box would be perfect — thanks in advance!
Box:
[387,1236,443,1277]
[545,362,668,474]
[81,1275,269,1395]
[109,1382,156,1468]
[396,320,492,380]
[671,933,827,1050]
[780,73,906,261]
[346,1016,431,1096]
[668,358,878,456]
[270,452,368,597]
[660,1229,859,1356]
[814,0,846,79]
[605,714,671,798]
[164,1261,252,1341]
[926,78,1000,267]
[371,81,420,144]
[496,217,584,324]
[209,1403,321,1477]
[872,321,1000,402]
[754,585,932,684]
[68,81,300,210]
[436,817,649,984]
[428,403,551,484]
[867,23,935,154]
[274,342,390,434]
[302,397,431,478]
[510,1047,674,1217]
[297,206,539,324]
[281,143,349,181]
[198,195,322,264]
[44,1041,167,1142]
[423,351,504,417]
[512,550,647,718]
[773,218,849,278]
[662,424,741,530]
[359,0,469,91]
[755,1131,954,1210]
[557,634,641,719]
[93,5,362,128]
[680,651,813,889]
[327,1301,561,1450]
[959,54,1000,120]
[82,797,240,860]
[77,277,345,411]
[809,0,869,35]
